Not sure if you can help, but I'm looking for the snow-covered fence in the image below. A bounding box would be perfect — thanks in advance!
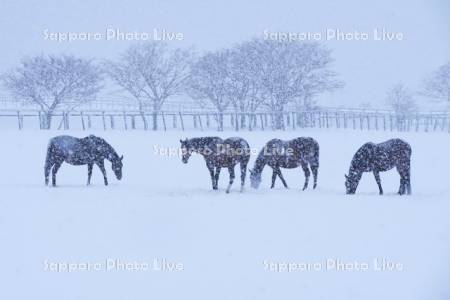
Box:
[1,109,450,133]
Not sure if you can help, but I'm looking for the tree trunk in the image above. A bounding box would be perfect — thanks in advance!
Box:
[217,112,224,131]
[137,103,148,130]
[240,113,246,129]
[152,112,158,130]
[273,107,285,130]
[42,111,53,130]
[139,110,148,130]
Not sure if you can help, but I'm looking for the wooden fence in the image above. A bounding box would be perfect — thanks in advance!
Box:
[2,109,450,133]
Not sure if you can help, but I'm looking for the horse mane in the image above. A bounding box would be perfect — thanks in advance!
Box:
[252,148,267,174]
[188,137,222,152]
[349,142,375,174]
[88,135,119,161]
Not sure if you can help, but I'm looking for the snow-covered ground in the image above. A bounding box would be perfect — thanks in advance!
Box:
[1,129,450,299]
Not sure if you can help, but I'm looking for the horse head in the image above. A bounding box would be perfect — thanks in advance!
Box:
[249,168,262,189]
[180,139,192,164]
[345,172,360,194]
[112,155,123,180]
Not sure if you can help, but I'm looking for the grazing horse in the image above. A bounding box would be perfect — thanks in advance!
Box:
[249,137,319,190]
[345,138,411,195]
[180,137,250,193]
[44,135,123,186]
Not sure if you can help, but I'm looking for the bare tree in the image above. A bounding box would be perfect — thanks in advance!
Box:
[1,54,103,129]
[188,39,342,130]
[187,49,233,131]
[241,39,342,129]
[422,62,450,103]
[386,83,416,128]
[105,42,193,130]
[226,46,265,129]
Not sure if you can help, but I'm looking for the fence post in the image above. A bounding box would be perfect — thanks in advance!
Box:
[123,111,128,130]
[179,112,185,131]
[17,111,22,130]
[374,114,378,131]
[415,114,420,132]
[102,111,106,130]
[198,114,203,131]
[80,111,86,130]
[161,111,167,131]
[109,115,115,130]
[38,111,42,129]
[64,112,69,130]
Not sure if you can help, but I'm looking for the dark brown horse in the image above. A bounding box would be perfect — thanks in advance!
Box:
[45,135,123,186]
[345,138,411,195]
[249,137,319,190]
[180,137,250,193]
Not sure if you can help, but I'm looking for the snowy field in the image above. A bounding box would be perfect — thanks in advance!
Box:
[1,129,450,300]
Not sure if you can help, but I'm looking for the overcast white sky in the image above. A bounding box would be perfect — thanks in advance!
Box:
[0,0,449,108]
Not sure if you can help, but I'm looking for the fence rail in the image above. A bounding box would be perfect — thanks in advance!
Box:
[2,109,450,133]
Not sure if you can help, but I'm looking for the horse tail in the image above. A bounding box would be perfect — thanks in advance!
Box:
[44,140,55,184]
[405,142,412,194]
[310,139,320,168]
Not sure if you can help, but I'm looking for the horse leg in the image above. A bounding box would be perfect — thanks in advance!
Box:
[310,164,318,189]
[406,170,412,195]
[206,164,216,190]
[44,143,54,186]
[403,165,412,195]
[226,167,235,194]
[276,168,288,189]
[240,162,247,192]
[51,160,63,187]
[300,162,310,191]
[87,163,93,185]
[214,167,221,190]
[397,166,409,195]
[45,160,53,186]
[398,177,406,195]
[373,171,383,195]
[271,169,277,188]
[96,160,108,186]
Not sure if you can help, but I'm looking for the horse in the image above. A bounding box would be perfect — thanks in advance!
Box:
[180,137,250,193]
[249,137,319,190]
[345,138,411,195]
[44,135,123,186]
